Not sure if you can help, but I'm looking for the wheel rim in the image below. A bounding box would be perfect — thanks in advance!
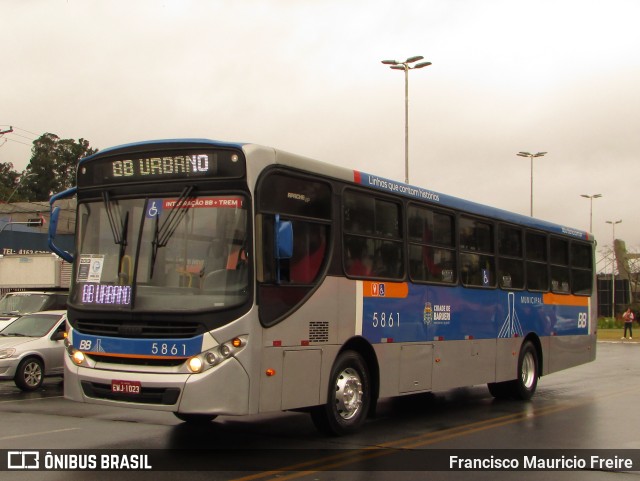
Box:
[23,361,42,388]
[521,351,536,390]
[334,367,363,420]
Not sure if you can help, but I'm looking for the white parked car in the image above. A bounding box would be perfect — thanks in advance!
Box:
[0,310,67,391]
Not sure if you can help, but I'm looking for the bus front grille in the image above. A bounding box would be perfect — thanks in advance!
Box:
[87,354,185,367]
[75,319,203,338]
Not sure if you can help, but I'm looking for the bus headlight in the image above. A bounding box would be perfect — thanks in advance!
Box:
[186,336,247,374]
[72,350,86,365]
[187,357,204,373]
[65,337,87,366]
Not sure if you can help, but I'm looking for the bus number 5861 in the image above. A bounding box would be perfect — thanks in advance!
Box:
[372,312,400,328]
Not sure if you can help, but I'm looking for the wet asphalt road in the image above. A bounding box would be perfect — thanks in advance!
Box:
[0,341,638,480]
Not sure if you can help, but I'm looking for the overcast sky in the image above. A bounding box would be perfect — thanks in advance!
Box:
[1,0,639,270]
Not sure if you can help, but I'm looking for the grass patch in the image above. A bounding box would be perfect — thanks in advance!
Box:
[597,329,638,342]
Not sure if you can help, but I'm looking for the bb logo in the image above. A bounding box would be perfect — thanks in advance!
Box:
[8,451,39,470]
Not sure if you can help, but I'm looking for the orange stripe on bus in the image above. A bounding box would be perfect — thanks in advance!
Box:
[542,293,589,307]
[362,282,409,298]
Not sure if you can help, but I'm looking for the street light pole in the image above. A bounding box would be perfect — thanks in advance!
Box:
[516,151,547,216]
[580,194,602,233]
[606,219,622,319]
[5,171,33,204]
[382,56,432,184]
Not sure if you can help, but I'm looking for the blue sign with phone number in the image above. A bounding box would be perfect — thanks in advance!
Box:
[73,331,204,359]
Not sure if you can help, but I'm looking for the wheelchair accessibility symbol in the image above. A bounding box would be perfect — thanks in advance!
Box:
[482,269,490,287]
[147,200,162,218]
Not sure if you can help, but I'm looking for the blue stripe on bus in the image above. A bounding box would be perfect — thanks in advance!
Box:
[72,332,204,359]
[361,283,589,343]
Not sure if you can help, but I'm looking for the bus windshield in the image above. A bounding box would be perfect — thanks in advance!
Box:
[72,193,249,312]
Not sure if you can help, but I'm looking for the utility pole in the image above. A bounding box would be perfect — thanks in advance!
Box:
[0,126,13,136]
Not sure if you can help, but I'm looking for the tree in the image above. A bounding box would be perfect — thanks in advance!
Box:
[16,133,98,202]
[0,162,20,202]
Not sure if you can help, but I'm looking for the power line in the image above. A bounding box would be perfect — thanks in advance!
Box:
[0,126,35,147]
[10,132,36,142]
[4,137,32,147]
[0,125,39,137]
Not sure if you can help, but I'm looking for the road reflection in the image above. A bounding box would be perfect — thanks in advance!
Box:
[0,378,63,401]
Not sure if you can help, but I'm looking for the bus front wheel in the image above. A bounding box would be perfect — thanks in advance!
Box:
[310,350,371,436]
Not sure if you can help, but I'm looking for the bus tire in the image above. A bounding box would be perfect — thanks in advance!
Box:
[511,341,539,400]
[173,413,217,423]
[310,350,370,436]
[487,381,511,399]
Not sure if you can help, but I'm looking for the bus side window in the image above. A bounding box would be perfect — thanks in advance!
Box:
[344,235,372,277]
[571,241,593,296]
[459,216,495,288]
[497,224,524,290]
[526,231,548,291]
[259,215,328,285]
[550,237,570,294]
[290,223,327,284]
[408,205,456,284]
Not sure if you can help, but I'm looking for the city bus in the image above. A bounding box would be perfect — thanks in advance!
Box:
[48,139,596,435]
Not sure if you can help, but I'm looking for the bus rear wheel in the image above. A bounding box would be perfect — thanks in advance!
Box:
[311,350,371,436]
[173,413,217,423]
[512,341,539,400]
[488,341,539,401]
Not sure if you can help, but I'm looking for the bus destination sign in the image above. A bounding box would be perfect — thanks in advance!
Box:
[79,149,245,186]
[112,154,212,178]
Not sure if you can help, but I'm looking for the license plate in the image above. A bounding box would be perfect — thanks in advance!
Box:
[111,380,141,395]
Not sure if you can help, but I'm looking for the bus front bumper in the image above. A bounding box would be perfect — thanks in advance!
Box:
[64,355,250,415]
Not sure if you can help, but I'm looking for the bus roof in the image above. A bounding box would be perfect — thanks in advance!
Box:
[353,170,590,241]
[265,144,592,242]
[78,139,592,242]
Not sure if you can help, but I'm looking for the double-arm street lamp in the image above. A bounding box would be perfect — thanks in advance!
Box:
[516,151,547,216]
[381,56,432,184]
[606,219,622,318]
[580,194,602,233]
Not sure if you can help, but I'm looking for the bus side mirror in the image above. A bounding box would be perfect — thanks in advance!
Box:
[274,215,293,284]
[275,215,293,260]
[48,186,77,264]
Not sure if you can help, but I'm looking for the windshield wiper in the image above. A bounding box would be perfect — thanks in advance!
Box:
[102,191,127,246]
[102,191,130,282]
[149,186,195,278]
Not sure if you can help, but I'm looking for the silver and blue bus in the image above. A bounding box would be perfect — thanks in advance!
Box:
[48,139,596,435]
